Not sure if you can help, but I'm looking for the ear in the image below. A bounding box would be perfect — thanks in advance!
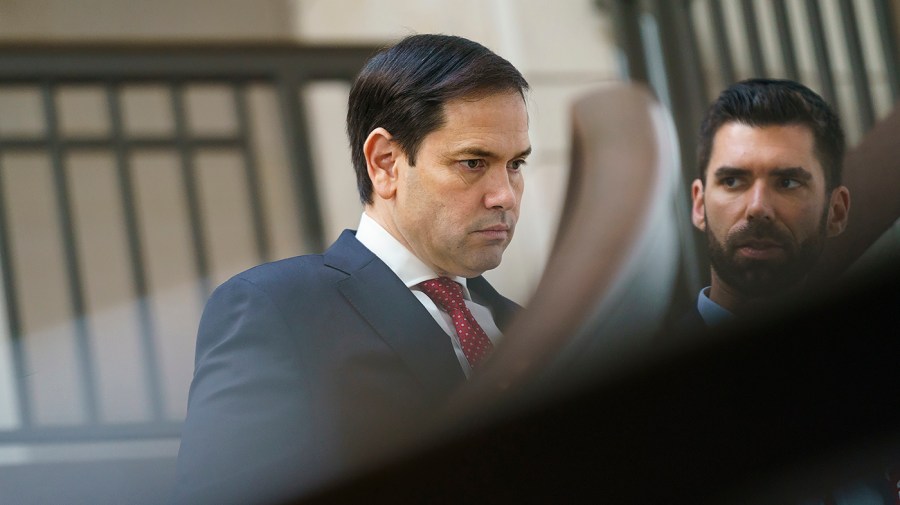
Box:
[825,185,851,237]
[364,127,399,200]
[691,179,706,231]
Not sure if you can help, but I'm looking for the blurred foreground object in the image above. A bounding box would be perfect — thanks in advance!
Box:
[811,103,900,283]
[297,244,900,505]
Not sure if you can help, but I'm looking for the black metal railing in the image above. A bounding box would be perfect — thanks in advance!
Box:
[0,43,376,443]
[605,0,900,178]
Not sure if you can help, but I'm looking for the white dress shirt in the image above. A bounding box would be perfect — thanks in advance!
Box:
[354,213,503,377]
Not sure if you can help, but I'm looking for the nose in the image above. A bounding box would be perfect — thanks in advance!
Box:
[483,167,518,210]
[745,180,774,221]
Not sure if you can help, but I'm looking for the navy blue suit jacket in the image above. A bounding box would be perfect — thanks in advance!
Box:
[672,305,707,336]
[172,230,519,504]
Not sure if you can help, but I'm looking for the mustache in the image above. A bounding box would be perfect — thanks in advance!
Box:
[725,220,793,250]
[475,211,513,228]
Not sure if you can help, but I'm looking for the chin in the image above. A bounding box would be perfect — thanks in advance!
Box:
[468,257,503,276]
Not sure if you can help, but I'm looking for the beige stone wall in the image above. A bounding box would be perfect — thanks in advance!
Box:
[0,0,295,40]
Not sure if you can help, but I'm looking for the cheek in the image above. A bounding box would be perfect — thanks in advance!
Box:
[784,202,827,235]
[513,172,524,190]
[706,215,730,240]
[396,180,436,230]
[703,198,736,230]
[509,176,525,211]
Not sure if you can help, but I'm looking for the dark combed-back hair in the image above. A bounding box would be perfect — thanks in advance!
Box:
[347,33,529,204]
[696,78,845,190]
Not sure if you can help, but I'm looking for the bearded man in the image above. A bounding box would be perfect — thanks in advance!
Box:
[684,78,850,327]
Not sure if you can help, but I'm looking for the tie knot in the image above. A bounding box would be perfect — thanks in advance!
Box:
[419,277,466,312]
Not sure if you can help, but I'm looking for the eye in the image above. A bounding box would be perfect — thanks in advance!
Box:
[779,178,801,189]
[721,176,740,188]
[461,159,486,170]
[508,159,527,171]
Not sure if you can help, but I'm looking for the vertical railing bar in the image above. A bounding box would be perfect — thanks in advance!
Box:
[233,81,271,263]
[171,81,212,299]
[106,82,165,421]
[608,0,650,84]
[740,0,767,75]
[873,0,900,102]
[837,0,876,131]
[708,0,738,84]
[772,0,800,80]
[682,0,714,103]
[0,150,33,427]
[277,73,325,253]
[675,0,706,297]
[649,0,707,298]
[41,81,99,424]
[804,0,840,110]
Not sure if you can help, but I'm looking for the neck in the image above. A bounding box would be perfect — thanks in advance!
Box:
[707,274,744,313]
[364,203,404,247]
[363,204,448,276]
[708,270,807,315]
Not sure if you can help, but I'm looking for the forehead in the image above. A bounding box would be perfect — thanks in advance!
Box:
[707,122,823,178]
[426,91,530,151]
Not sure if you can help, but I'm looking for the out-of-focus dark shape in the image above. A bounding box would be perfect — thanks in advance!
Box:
[811,103,900,283]
[295,250,900,505]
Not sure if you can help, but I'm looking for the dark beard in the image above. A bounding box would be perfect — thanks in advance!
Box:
[706,214,828,299]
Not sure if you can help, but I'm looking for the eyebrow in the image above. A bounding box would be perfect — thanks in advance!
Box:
[712,165,813,181]
[770,166,813,181]
[450,145,532,160]
[712,166,749,178]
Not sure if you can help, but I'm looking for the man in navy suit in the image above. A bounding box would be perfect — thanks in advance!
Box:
[171,34,531,505]
[678,79,851,332]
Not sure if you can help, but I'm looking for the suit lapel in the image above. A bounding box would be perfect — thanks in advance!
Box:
[326,231,465,397]
[468,275,522,332]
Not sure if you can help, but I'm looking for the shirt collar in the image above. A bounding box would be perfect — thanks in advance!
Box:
[355,213,471,299]
[697,286,734,327]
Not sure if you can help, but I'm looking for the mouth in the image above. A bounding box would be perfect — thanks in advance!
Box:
[473,224,511,241]
[734,239,786,260]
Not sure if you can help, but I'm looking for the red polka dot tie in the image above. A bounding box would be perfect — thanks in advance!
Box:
[419,277,494,369]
